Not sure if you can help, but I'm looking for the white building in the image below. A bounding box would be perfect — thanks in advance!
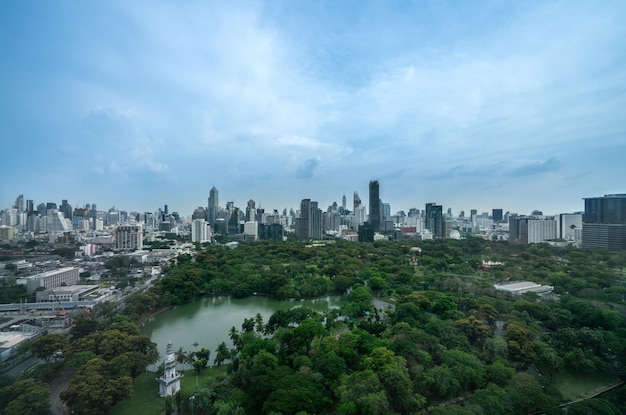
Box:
[191,219,212,243]
[243,221,258,240]
[157,342,182,396]
[47,210,72,233]
[527,217,557,243]
[25,267,80,293]
[558,213,583,242]
[494,281,554,295]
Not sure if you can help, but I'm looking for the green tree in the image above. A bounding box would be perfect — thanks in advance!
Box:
[0,379,50,415]
[61,358,133,415]
[337,369,390,415]
[470,383,508,415]
[214,341,230,367]
[29,333,68,362]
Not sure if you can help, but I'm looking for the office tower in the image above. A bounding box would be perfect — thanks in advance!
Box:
[14,194,24,213]
[509,215,557,244]
[383,203,391,221]
[369,180,381,231]
[342,195,347,212]
[46,202,57,211]
[258,223,284,241]
[470,209,477,217]
[246,199,256,222]
[115,224,143,251]
[208,186,219,228]
[354,191,361,211]
[228,207,242,236]
[425,203,444,238]
[296,199,322,240]
[582,194,626,251]
[492,209,503,223]
[60,200,72,220]
[164,204,169,215]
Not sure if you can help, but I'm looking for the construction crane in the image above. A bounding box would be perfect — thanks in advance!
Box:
[51,290,67,317]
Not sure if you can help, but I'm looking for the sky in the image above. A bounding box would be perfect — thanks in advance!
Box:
[1,0,625,217]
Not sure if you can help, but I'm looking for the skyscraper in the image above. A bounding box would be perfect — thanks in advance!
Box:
[369,180,380,231]
[14,195,24,213]
[492,209,503,223]
[582,194,626,251]
[246,199,256,222]
[425,203,444,238]
[207,186,219,228]
[296,199,322,240]
[353,191,361,211]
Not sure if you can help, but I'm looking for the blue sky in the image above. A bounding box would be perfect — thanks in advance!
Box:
[1,0,625,216]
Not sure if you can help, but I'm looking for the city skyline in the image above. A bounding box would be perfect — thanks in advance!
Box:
[1,1,625,215]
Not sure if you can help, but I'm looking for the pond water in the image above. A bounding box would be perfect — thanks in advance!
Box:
[141,295,343,369]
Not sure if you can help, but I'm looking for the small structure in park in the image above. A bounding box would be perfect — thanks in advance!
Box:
[157,341,182,396]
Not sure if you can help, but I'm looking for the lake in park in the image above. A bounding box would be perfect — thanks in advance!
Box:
[141,295,343,369]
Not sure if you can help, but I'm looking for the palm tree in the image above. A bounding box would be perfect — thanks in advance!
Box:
[254,313,264,334]
[175,347,187,367]
[213,341,230,367]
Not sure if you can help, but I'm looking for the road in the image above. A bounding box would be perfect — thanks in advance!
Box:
[49,368,76,415]
[4,354,42,378]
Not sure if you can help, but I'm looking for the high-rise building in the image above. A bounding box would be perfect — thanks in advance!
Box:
[354,191,361,211]
[246,199,256,222]
[425,203,444,238]
[191,219,212,243]
[582,194,626,251]
[559,213,583,242]
[14,194,24,213]
[509,215,557,244]
[342,195,347,212]
[369,180,380,231]
[228,207,242,236]
[208,186,219,228]
[60,200,73,220]
[259,223,284,241]
[296,199,322,240]
[192,207,206,220]
[492,209,503,223]
[115,224,143,251]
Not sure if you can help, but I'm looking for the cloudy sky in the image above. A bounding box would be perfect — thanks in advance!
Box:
[1,1,625,216]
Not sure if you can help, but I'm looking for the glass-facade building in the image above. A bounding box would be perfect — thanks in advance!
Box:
[582,194,626,251]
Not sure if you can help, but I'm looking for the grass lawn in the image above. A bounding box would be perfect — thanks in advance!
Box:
[108,367,228,415]
[553,371,617,401]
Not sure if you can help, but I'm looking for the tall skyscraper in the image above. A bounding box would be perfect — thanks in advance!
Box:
[369,180,380,231]
[207,186,219,228]
[342,195,347,212]
[14,195,24,213]
[60,200,73,220]
[582,194,626,251]
[246,199,256,222]
[353,191,361,211]
[425,203,444,238]
[296,199,322,240]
